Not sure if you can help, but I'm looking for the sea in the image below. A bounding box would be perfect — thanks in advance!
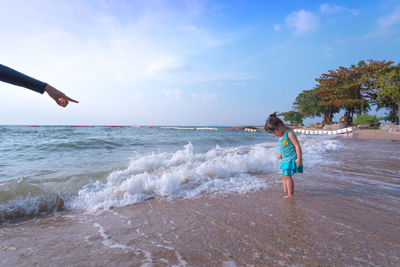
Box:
[2,125,400,265]
[0,125,343,221]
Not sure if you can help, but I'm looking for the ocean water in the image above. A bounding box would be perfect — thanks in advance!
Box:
[0,125,342,221]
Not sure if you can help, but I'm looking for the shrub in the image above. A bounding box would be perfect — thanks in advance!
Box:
[353,114,382,125]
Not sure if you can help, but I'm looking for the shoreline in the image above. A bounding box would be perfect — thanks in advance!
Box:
[3,125,400,141]
[250,126,400,141]
[1,138,399,265]
[352,129,400,141]
[242,125,400,141]
[1,179,399,266]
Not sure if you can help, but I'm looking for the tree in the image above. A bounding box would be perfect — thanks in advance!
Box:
[313,85,341,123]
[315,64,369,119]
[278,111,305,125]
[374,63,400,124]
[359,60,395,118]
[293,59,399,124]
[294,87,340,123]
[294,89,322,117]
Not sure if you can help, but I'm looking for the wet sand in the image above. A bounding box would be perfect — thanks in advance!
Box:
[353,129,400,141]
[1,137,399,266]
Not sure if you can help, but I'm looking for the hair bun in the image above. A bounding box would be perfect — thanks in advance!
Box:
[270,112,277,118]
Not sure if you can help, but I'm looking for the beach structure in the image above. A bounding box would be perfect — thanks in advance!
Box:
[293,127,355,135]
[244,128,257,132]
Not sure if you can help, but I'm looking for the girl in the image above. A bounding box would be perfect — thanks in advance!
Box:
[265,113,303,198]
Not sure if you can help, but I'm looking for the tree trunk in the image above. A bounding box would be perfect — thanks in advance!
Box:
[322,112,327,123]
[398,100,400,126]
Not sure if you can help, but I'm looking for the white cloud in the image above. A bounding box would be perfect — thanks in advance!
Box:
[162,89,181,98]
[131,90,145,101]
[183,25,238,47]
[191,92,218,99]
[320,3,359,16]
[361,6,400,38]
[274,24,280,31]
[202,93,218,99]
[147,56,191,74]
[320,3,341,13]
[282,4,359,35]
[285,10,320,34]
[378,6,400,29]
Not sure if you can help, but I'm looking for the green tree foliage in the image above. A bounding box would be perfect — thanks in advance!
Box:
[315,62,370,118]
[294,87,340,123]
[295,59,399,124]
[373,63,400,124]
[313,85,341,122]
[278,111,304,125]
[383,108,399,124]
[294,89,322,117]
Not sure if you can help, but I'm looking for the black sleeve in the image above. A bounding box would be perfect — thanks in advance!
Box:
[0,64,47,94]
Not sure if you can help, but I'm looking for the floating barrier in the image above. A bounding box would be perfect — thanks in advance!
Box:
[160,127,220,131]
[197,127,218,131]
[244,128,257,132]
[161,127,197,130]
[293,127,354,135]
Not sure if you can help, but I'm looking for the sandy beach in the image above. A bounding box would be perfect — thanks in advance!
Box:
[242,126,400,141]
[353,129,400,141]
[1,135,399,266]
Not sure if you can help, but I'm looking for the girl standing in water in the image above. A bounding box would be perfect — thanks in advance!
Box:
[265,113,303,198]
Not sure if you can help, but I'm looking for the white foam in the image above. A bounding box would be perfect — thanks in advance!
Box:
[299,136,343,165]
[93,222,132,250]
[1,137,343,217]
[68,138,342,213]
[70,143,277,212]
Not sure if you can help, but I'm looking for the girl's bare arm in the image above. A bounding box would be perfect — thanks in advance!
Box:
[288,131,302,166]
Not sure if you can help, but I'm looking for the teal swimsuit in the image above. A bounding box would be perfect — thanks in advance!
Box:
[278,130,303,176]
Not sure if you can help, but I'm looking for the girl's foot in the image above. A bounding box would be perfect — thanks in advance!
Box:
[283,194,293,199]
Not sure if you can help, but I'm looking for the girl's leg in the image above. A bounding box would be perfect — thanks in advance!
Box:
[283,175,294,198]
[282,176,288,192]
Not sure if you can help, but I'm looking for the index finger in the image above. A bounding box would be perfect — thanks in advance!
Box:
[66,96,79,103]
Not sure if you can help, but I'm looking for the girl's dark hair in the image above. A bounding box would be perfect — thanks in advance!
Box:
[264,112,284,133]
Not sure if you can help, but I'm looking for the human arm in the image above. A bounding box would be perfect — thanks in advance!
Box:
[288,131,302,166]
[277,153,282,159]
[0,64,47,93]
[0,64,78,107]
[44,84,78,107]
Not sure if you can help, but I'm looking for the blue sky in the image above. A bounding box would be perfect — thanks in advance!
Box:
[1,0,399,125]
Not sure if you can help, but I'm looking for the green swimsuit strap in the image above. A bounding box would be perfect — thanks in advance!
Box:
[278,130,291,141]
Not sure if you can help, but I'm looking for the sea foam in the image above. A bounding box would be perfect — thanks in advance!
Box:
[1,136,343,219]
[68,142,278,212]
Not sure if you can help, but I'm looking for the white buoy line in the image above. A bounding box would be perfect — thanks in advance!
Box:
[244,128,257,132]
[160,127,219,131]
[293,127,355,135]
[137,126,355,134]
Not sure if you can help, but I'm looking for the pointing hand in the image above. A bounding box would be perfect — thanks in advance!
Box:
[45,84,78,107]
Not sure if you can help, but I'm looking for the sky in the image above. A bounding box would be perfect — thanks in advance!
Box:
[1,0,400,126]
